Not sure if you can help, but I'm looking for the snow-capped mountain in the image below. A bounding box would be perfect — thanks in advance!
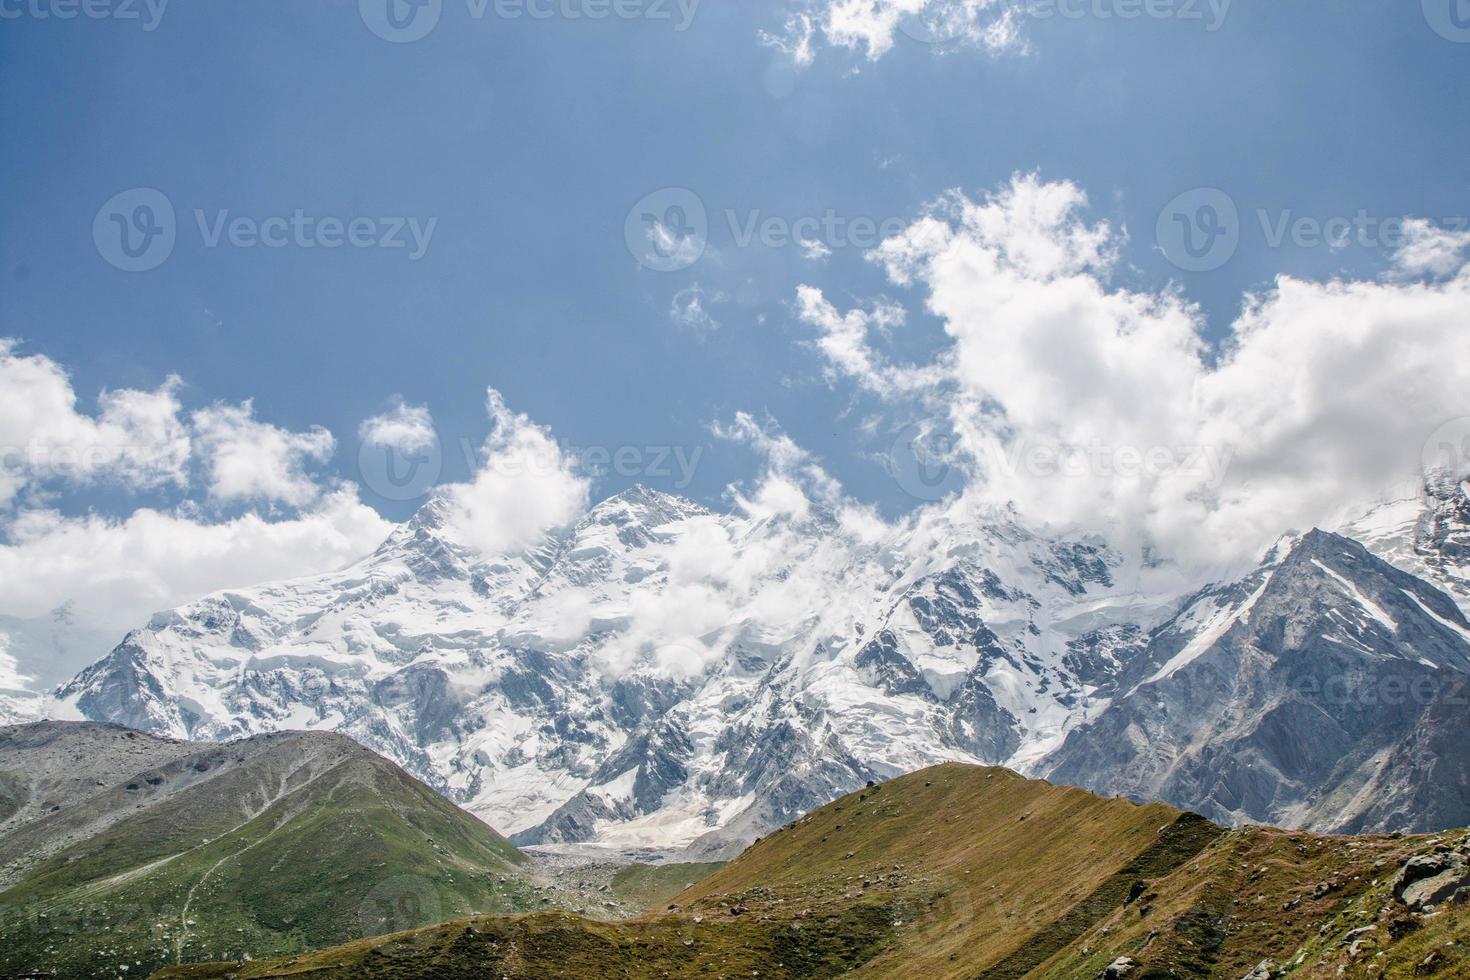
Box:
[1045,527,1470,833]
[52,477,1470,849]
[56,485,1181,855]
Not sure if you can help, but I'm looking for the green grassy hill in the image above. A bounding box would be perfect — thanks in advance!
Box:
[149,762,1470,979]
[0,722,538,979]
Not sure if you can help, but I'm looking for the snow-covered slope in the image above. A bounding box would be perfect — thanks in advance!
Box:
[54,479,1470,850]
[1337,473,1470,616]
[57,486,1181,855]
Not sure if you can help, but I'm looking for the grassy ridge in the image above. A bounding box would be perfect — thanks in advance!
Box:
[0,734,537,980]
[152,762,1470,979]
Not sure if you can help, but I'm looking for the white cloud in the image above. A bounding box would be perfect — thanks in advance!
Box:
[0,340,191,505]
[769,0,1029,66]
[670,284,723,334]
[359,399,437,453]
[794,284,945,398]
[1392,218,1470,279]
[0,634,32,693]
[445,389,590,558]
[801,239,833,262]
[192,401,336,508]
[760,12,818,65]
[801,173,1470,565]
[0,489,391,637]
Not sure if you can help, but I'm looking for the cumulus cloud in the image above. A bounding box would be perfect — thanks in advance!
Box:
[444,389,591,558]
[767,0,1029,66]
[795,285,945,398]
[801,172,1470,565]
[359,399,437,453]
[0,489,391,637]
[192,401,336,508]
[0,340,191,505]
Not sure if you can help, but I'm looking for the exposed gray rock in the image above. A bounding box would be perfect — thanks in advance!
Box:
[1393,852,1470,911]
[1046,530,1470,834]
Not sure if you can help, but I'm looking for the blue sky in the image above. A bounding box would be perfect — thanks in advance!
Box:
[2,1,1470,670]
[3,1,1466,516]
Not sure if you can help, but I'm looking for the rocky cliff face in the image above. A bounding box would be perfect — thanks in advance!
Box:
[1045,529,1470,832]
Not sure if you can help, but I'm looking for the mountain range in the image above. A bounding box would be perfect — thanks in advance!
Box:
[28,474,1470,856]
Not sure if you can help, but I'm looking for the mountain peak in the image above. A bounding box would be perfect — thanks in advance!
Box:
[585,484,710,527]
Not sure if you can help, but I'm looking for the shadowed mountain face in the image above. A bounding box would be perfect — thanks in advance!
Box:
[154,763,1470,980]
[0,721,534,980]
[1046,529,1470,833]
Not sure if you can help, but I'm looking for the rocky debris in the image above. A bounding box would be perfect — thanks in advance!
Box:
[1393,852,1470,912]
[1100,956,1138,978]
[1240,961,1277,980]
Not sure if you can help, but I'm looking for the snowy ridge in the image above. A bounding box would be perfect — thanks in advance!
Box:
[53,478,1470,847]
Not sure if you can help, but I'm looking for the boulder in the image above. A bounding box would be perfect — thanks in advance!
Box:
[1393,853,1470,912]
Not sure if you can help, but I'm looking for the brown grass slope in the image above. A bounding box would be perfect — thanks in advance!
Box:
[152,763,1470,979]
